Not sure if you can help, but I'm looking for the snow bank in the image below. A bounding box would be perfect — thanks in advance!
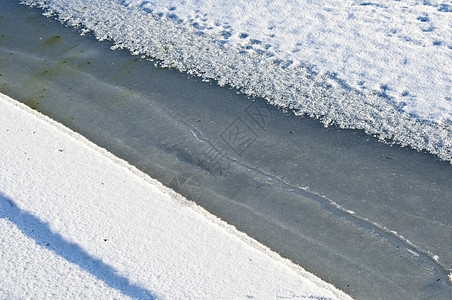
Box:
[0,92,351,298]
[20,0,452,163]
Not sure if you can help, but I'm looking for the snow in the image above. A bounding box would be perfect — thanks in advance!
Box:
[20,0,452,163]
[0,92,351,299]
[123,0,452,124]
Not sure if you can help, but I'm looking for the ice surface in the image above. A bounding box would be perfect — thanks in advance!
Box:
[20,0,452,163]
[1,3,451,299]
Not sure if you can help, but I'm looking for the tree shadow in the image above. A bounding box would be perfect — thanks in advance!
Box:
[0,193,156,299]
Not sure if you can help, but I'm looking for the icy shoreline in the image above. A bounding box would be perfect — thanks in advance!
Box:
[21,0,452,163]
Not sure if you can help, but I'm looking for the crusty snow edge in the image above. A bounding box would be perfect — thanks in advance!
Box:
[0,92,352,299]
[21,0,452,164]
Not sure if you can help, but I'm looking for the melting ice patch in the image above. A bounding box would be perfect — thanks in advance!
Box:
[22,0,452,163]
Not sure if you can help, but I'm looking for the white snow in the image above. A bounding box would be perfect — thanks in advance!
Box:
[21,0,452,163]
[0,92,351,299]
[123,0,452,123]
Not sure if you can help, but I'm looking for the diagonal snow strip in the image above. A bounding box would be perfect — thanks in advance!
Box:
[0,92,352,299]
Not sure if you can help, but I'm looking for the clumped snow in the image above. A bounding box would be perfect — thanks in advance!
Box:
[123,0,452,124]
[0,92,351,299]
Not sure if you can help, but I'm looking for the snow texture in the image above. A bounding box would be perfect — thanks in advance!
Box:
[20,0,452,163]
[0,92,351,299]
